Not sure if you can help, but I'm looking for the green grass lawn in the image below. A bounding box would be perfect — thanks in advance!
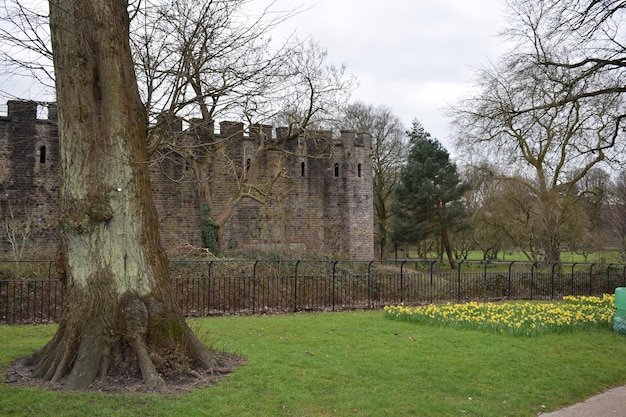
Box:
[458,250,623,263]
[416,250,623,264]
[2,310,626,416]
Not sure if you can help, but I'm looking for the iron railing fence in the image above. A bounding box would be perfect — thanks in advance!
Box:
[2,260,626,324]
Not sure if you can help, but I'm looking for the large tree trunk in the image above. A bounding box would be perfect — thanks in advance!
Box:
[23,0,217,391]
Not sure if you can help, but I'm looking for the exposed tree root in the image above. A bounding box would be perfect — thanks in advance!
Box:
[15,291,228,392]
[7,351,245,394]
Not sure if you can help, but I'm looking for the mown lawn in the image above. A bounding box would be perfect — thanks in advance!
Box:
[450,249,622,263]
[2,306,626,416]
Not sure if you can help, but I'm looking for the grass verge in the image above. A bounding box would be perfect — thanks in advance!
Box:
[2,310,626,416]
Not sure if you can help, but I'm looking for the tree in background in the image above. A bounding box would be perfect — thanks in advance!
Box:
[392,120,469,267]
[130,1,356,252]
[20,0,218,391]
[451,0,625,263]
[486,175,588,262]
[459,161,605,262]
[458,163,508,260]
[341,102,406,259]
[608,171,626,261]
[568,167,612,260]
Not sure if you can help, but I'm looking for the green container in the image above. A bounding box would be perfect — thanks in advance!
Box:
[614,310,626,334]
[616,288,626,310]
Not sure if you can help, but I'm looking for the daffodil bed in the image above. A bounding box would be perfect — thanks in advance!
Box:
[384,294,616,336]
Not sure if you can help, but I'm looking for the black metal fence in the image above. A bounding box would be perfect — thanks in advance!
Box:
[2,259,626,324]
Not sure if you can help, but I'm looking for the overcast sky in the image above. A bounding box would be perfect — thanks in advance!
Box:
[252,0,511,151]
[0,0,511,152]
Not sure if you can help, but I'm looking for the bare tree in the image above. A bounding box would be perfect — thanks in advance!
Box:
[481,175,544,262]
[568,167,612,257]
[608,170,626,261]
[340,102,406,259]
[504,0,626,134]
[0,1,53,93]
[21,0,218,391]
[451,0,626,263]
[2,201,33,260]
[451,30,624,262]
[459,163,507,260]
[134,0,355,251]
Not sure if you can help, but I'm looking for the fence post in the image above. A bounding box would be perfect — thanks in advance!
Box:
[400,260,406,304]
[47,260,53,322]
[531,262,538,300]
[252,260,259,314]
[206,261,213,314]
[174,264,180,314]
[550,263,559,300]
[59,267,64,320]
[457,261,463,303]
[589,263,595,296]
[367,261,373,308]
[195,262,201,315]
[607,264,613,295]
[430,261,436,304]
[332,260,338,311]
[508,261,515,299]
[293,260,300,312]
[1,276,6,323]
[483,261,489,302]
[571,263,578,295]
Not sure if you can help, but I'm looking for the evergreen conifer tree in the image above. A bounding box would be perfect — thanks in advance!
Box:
[392,120,470,267]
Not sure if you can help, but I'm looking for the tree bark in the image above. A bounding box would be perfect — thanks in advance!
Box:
[436,202,456,269]
[23,0,217,391]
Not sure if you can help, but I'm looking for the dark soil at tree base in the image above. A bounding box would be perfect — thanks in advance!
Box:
[4,351,246,394]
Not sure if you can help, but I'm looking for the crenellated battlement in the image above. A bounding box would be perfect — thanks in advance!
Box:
[1,100,57,123]
[0,100,374,259]
[155,113,372,149]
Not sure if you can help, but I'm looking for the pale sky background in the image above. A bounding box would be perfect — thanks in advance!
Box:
[249,0,512,151]
[0,0,512,152]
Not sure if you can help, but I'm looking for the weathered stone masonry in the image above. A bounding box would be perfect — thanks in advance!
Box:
[0,100,374,259]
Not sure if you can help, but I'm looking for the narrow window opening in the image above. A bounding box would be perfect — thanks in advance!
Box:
[334,163,339,177]
[357,163,362,178]
[301,161,305,177]
[39,146,46,164]
[246,158,251,172]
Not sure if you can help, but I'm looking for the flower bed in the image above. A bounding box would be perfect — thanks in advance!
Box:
[384,294,616,336]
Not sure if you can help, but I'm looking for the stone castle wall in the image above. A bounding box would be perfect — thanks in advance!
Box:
[0,100,374,259]
[0,101,60,254]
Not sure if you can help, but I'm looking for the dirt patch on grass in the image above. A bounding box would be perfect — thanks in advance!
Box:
[4,351,246,394]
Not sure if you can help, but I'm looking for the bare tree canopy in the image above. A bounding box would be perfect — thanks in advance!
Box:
[340,102,406,259]
[0,0,54,97]
[1,0,354,128]
[504,0,626,118]
[136,1,355,251]
[451,0,626,262]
